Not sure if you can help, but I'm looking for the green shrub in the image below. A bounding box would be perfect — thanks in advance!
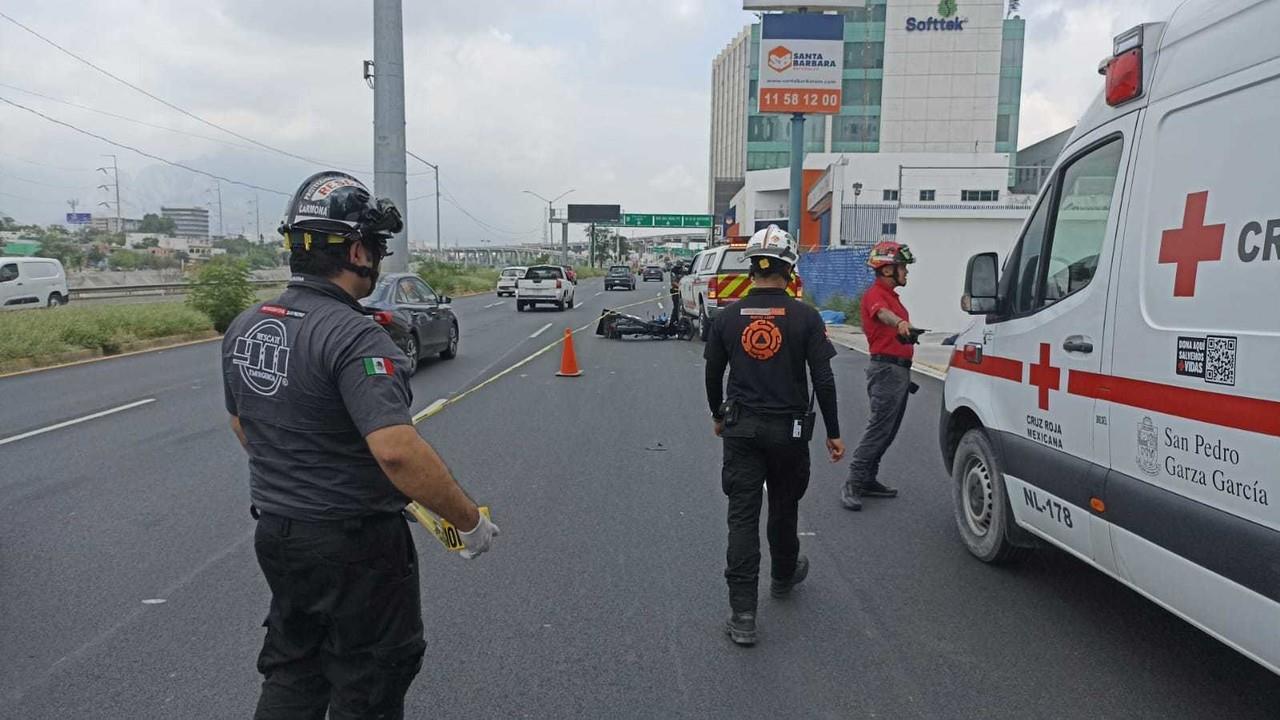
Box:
[188,258,254,332]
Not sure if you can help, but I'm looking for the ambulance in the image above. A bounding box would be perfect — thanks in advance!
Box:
[940,0,1279,674]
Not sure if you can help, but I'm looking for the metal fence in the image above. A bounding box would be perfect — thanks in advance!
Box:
[70,279,285,301]
[840,202,899,246]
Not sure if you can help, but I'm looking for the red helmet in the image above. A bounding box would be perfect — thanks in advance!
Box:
[867,241,915,269]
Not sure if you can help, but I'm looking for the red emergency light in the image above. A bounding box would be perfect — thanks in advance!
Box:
[1101,25,1144,107]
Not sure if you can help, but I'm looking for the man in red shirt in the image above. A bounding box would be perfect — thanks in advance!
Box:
[842,241,919,511]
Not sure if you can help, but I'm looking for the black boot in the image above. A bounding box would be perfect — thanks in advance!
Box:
[841,481,863,511]
[863,479,899,498]
[771,555,809,598]
[725,612,757,646]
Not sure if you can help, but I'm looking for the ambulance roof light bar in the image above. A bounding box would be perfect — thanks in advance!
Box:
[1100,24,1145,107]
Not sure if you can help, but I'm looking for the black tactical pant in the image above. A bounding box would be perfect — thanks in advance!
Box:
[722,414,811,613]
[847,361,912,490]
[252,511,426,720]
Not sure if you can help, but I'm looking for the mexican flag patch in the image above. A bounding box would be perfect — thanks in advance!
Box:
[362,357,395,376]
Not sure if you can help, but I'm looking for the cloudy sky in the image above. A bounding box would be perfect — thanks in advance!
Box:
[0,0,1183,246]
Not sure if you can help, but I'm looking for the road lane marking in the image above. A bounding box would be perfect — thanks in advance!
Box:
[530,323,553,339]
[0,398,156,447]
[594,291,604,297]
[411,293,660,424]
[484,301,504,308]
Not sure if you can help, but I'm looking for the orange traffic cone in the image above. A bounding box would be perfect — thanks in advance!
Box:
[556,328,583,377]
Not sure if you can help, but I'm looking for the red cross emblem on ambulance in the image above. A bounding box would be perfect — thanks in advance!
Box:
[1158,191,1226,297]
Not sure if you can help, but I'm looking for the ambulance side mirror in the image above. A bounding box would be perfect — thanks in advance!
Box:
[962,252,999,315]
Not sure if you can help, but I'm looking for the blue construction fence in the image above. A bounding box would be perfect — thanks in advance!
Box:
[797,246,876,307]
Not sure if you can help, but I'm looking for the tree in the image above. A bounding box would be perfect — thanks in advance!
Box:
[36,234,84,270]
[0,216,15,230]
[108,249,145,271]
[188,258,254,333]
[139,213,177,235]
[137,237,161,249]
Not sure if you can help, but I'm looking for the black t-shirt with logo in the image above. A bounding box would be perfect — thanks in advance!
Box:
[221,274,413,521]
[704,287,840,438]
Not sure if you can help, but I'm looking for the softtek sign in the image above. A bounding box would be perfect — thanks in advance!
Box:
[906,16,967,31]
[907,0,967,31]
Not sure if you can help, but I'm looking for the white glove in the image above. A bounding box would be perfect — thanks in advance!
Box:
[458,512,500,560]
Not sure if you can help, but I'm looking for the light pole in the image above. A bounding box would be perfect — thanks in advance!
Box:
[406,151,441,253]
[523,188,574,265]
[851,182,863,246]
[522,188,574,244]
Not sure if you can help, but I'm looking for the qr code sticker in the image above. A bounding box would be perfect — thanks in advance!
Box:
[1204,335,1236,386]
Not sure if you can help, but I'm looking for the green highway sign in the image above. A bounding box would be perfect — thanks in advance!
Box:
[622,214,654,227]
[614,213,713,228]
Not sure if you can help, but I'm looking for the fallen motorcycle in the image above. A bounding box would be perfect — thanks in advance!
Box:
[595,308,695,341]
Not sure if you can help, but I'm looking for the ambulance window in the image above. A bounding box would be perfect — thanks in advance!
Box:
[1007,190,1053,315]
[1041,138,1124,304]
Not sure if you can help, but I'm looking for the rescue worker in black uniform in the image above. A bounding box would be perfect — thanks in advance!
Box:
[222,171,499,719]
[704,224,845,646]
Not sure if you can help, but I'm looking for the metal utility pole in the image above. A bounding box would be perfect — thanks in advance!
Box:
[254,192,261,242]
[407,152,441,253]
[97,154,121,234]
[788,113,804,242]
[215,181,224,237]
[372,0,408,271]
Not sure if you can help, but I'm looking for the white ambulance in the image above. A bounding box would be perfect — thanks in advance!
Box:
[940,0,1279,674]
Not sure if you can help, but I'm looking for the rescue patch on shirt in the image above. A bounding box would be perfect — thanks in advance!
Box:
[362,357,396,376]
[740,307,786,317]
[260,305,308,319]
[232,319,291,396]
[741,318,783,361]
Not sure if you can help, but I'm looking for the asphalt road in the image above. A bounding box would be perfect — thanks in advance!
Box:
[1,275,1276,719]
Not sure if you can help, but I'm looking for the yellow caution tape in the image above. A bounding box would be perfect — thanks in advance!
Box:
[406,503,491,552]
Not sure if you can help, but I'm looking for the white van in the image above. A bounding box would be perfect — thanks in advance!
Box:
[941,0,1279,675]
[0,257,69,309]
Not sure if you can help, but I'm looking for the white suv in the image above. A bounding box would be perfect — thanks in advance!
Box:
[516,265,575,312]
[495,266,526,297]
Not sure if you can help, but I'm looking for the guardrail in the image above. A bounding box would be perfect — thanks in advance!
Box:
[69,279,286,300]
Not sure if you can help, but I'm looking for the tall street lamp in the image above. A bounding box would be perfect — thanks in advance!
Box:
[522,188,574,245]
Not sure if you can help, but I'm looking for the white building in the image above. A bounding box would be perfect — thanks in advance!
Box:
[709,0,1024,221]
[161,206,211,239]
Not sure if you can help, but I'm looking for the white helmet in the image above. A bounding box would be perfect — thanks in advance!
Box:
[743,224,798,266]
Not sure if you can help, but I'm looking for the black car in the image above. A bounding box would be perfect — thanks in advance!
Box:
[361,272,459,375]
[604,265,636,291]
[642,265,664,282]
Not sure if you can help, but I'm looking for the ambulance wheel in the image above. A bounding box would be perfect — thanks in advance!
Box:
[952,428,1031,564]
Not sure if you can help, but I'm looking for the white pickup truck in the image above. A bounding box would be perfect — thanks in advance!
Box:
[516,265,576,312]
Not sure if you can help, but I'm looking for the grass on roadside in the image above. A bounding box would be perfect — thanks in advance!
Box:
[0,303,214,364]
[416,261,500,296]
[415,261,606,295]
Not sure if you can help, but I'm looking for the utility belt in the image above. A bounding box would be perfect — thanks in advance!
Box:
[719,398,816,442]
[870,354,913,369]
[251,506,403,535]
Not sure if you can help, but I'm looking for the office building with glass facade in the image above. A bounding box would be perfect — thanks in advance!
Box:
[709,0,1024,219]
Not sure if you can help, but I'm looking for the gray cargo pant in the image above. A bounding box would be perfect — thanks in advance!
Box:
[846,360,912,491]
